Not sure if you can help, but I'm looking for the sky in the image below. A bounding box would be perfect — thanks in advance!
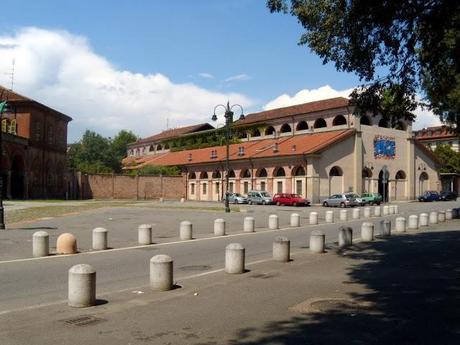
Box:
[0,0,441,142]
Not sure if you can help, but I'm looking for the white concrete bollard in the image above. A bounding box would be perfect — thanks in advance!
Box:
[214,219,226,236]
[32,231,49,257]
[438,211,446,223]
[363,207,371,219]
[309,230,325,253]
[92,227,108,250]
[394,205,399,214]
[180,198,185,203]
[382,205,389,216]
[244,216,255,232]
[180,221,193,240]
[408,215,419,230]
[325,210,334,223]
[361,222,374,241]
[273,236,290,262]
[268,214,279,230]
[388,205,394,214]
[290,213,300,227]
[352,208,360,220]
[338,226,353,248]
[446,209,453,220]
[309,212,318,225]
[159,197,164,203]
[380,220,391,236]
[138,224,152,245]
[395,217,407,232]
[150,255,173,291]
[68,264,96,308]
[339,209,348,222]
[225,243,245,274]
[429,211,438,224]
[419,213,429,227]
[374,206,381,217]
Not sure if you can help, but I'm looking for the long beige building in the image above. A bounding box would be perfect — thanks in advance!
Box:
[125,97,440,203]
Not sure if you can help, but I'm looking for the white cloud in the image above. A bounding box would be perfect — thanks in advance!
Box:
[198,72,214,79]
[224,73,251,83]
[0,27,254,142]
[412,105,442,130]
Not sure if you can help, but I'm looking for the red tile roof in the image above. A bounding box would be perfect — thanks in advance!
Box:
[131,123,214,146]
[414,125,457,141]
[126,129,354,169]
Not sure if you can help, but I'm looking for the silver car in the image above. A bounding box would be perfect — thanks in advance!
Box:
[224,192,248,204]
[322,193,360,208]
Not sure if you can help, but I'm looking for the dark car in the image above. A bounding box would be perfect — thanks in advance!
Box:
[440,191,457,201]
[418,191,440,202]
[273,193,310,206]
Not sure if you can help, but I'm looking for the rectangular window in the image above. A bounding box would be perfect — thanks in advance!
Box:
[229,182,234,193]
[202,183,207,195]
[296,180,303,195]
[277,181,283,193]
[260,181,266,191]
[244,181,249,194]
[191,183,195,195]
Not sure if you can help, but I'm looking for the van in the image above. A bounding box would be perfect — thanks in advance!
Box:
[247,190,273,205]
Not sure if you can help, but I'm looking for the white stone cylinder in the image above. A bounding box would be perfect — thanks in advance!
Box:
[290,213,300,227]
[429,211,438,224]
[374,206,381,217]
[180,221,193,240]
[361,222,374,241]
[394,205,399,214]
[180,198,185,203]
[214,219,226,236]
[138,224,152,245]
[244,216,255,232]
[338,226,353,248]
[68,264,96,308]
[225,243,245,274]
[273,236,290,262]
[92,227,108,250]
[446,209,453,220]
[309,212,318,225]
[339,209,348,222]
[363,207,371,219]
[382,205,389,216]
[32,231,49,257]
[438,211,446,223]
[268,214,279,230]
[159,197,164,203]
[395,217,407,232]
[380,220,391,237]
[408,215,419,230]
[419,213,429,227]
[310,230,325,253]
[325,210,334,223]
[150,254,173,291]
[352,208,360,220]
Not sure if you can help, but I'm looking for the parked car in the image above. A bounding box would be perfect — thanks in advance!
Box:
[360,192,382,205]
[247,190,274,205]
[418,191,440,202]
[322,193,360,207]
[440,191,457,201]
[223,192,248,204]
[345,193,364,206]
[273,193,310,206]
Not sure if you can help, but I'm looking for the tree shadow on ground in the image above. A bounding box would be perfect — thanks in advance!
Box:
[228,230,460,345]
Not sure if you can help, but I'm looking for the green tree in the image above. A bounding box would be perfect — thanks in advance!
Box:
[267,0,460,126]
[69,130,114,173]
[110,130,138,172]
[434,144,460,174]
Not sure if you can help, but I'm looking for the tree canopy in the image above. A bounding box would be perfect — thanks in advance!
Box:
[267,0,460,126]
[434,144,460,174]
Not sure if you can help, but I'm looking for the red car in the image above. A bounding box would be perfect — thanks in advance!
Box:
[273,193,310,206]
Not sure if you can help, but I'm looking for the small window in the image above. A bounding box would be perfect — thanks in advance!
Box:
[191,183,195,195]
[244,181,249,194]
[202,183,207,195]
[277,181,283,193]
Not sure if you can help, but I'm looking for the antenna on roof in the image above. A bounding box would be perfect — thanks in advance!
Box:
[166,117,169,130]
[8,59,15,91]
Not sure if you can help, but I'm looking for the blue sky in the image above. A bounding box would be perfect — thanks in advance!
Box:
[0,0,439,141]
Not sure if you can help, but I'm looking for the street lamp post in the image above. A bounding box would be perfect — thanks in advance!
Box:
[0,99,11,230]
[212,102,244,213]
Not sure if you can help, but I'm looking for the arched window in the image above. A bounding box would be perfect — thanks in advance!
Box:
[189,172,196,179]
[251,129,261,137]
[212,171,221,179]
[360,115,371,125]
[228,170,236,178]
[314,118,327,128]
[332,115,347,126]
[280,123,292,133]
[241,169,251,178]
[156,144,163,150]
[329,166,343,176]
[293,166,306,176]
[238,131,248,139]
[296,121,309,131]
[378,119,388,128]
[164,143,170,149]
[419,172,428,181]
[274,167,286,177]
[256,168,268,177]
[199,171,208,179]
[149,145,154,152]
[265,126,275,136]
[362,167,373,178]
[395,170,406,179]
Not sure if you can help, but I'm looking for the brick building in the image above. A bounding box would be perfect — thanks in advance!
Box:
[0,86,72,199]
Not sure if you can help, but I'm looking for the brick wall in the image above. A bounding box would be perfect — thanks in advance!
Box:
[79,173,186,199]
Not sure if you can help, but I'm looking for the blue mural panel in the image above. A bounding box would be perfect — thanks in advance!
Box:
[374,136,396,159]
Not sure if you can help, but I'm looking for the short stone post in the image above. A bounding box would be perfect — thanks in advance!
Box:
[214,219,226,236]
[56,233,77,254]
[309,212,318,225]
[138,224,152,245]
[394,205,399,214]
[180,198,185,203]
[290,213,300,227]
[32,231,49,257]
[150,255,173,291]
[225,243,245,274]
[389,205,394,214]
[338,226,353,248]
[180,221,193,240]
[309,230,325,253]
[363,207,371,219]
[325,210,334,223]
[268,214,279,230]
[446,209,453,220]
[244,216,255,232]
[352,208,360,220]
[380,220,391,237]
[339,209,348,221]
[395,217,406,232]
[361,222,374,241]
[92,227,108,250]
[408,215,419,230]
[419,213,429,227]
[68,264,96,308]
[429,211,438,224]
[438,211,446,223]
[382,205,389,216]
[374,206,381,217]
[159,197,164,203]
[273,236,290,262]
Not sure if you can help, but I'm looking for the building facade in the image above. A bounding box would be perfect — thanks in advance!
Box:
[414,126,459,152]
